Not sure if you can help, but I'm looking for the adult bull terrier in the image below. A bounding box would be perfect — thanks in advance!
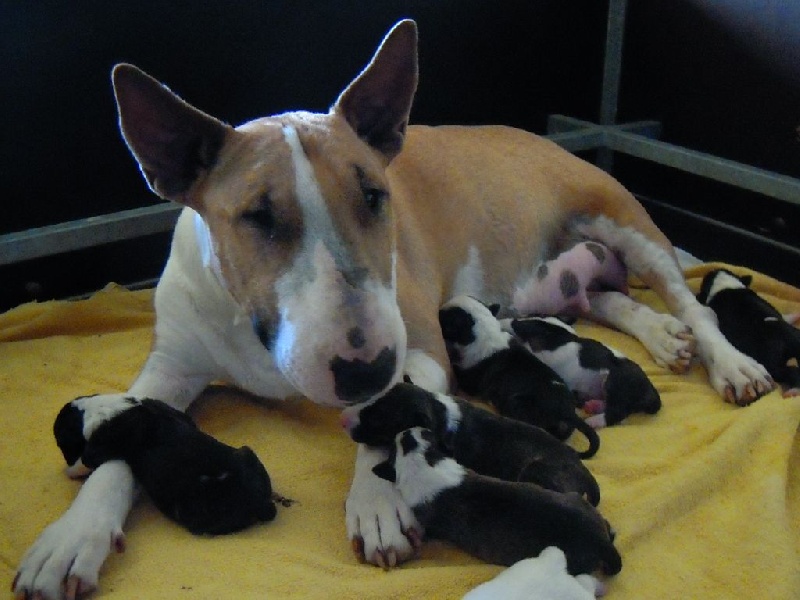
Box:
[14,18,773,600]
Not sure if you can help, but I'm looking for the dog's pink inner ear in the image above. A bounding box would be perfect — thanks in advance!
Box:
[111,63,230,206]
[333,19,419,162]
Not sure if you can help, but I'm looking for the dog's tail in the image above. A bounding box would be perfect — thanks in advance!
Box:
[574,417,601,459]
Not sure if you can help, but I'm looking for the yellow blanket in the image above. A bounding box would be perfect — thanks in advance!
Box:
[2,263,799,599]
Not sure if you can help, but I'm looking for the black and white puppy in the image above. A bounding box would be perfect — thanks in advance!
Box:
[507,316,661,427]
[373,427,622,575]
[54,396,278,535]
[698,269,800,397]
[341,381,600,505]
[439,295,600,458]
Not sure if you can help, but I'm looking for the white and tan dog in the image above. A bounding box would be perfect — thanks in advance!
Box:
[14,19,773,600]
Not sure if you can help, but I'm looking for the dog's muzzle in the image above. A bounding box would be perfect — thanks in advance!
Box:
[330,346,397,404]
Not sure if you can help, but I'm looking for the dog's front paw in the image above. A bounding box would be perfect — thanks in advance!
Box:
[345,445,423,569]
[705,345,774,405]
[13,462,134,600]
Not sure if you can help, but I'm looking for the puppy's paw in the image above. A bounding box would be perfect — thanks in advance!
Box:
[640,312,695,373]
[705,346,774,406]
[345,446,422,569]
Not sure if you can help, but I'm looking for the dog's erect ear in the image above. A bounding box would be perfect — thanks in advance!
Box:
[372,460,397,482]
[112,63,231,207]
[333,20,418,162]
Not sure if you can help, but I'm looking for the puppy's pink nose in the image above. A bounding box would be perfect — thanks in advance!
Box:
[340,411,354,431]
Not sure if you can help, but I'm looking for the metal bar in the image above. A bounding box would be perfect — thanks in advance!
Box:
[543,128,605,153]
[600,0,628,126]
[606,130,800,206]
[0,203,181,266]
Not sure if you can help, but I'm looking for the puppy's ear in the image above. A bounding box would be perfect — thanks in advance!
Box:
[372,461,397,482]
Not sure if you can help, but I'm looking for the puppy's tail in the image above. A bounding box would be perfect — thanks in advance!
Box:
[574,417,601,459]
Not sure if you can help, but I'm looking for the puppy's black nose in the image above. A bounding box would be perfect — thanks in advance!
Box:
[330,346,397,404]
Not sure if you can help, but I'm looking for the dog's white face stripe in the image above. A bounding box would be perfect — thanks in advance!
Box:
[444,295,512,369]
[394,428,465,507]
[74,396,140,438]
[263,125,406,406]
[705,270,746,303]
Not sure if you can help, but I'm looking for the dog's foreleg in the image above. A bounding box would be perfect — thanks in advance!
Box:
[345,444,424,568]
[13,461,135,600]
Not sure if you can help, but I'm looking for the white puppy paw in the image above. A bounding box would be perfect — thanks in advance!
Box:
[345,445,423,569]
[13,462,135,600]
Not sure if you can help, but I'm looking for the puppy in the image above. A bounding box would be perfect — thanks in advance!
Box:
[698,269,800,397]
[373,427,622,575]
[512,241,628,317]
[507,316,661,427]
[54,396,278,535]
[341,381,601,505]
[439,295,600,458]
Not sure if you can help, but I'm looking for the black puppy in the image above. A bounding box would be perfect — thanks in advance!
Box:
[698,269,800,397]
[373,427,622,575]
[54,395,278,535]
[507,316,661,427]
[341,381,600,505]
[439,295,600,458]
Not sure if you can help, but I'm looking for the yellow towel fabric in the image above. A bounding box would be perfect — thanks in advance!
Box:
[2,263,799,599]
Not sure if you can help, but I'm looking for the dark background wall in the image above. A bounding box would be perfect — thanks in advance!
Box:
[1,0,798,310]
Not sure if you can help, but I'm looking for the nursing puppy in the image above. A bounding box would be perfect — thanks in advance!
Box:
[341,381,601,505]
[698,269,800,398]
[373,427,622,575]
[507,316,661,427]
[513,241,628,317]
[54,396,278,535]
[439,295,600,458]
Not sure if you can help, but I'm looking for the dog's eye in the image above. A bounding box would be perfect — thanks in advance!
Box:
[242,203,275,236]
[363,187,387,214]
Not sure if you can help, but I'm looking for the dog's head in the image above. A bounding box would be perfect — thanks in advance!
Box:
[111,21,420,406]
[372,427,464,507]
[438,295,506,369]
[697,268,752,305]
[340,381,450,447]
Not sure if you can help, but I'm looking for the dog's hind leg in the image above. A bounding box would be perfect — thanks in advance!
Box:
[577,215,774,405]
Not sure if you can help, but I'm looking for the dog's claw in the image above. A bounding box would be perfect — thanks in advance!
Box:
[404,526,423,552]
[351,536,365,562]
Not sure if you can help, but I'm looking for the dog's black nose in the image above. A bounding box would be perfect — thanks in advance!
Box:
[330,346,397,404]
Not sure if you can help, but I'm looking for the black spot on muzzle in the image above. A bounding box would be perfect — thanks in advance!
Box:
[330,346,397,404]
